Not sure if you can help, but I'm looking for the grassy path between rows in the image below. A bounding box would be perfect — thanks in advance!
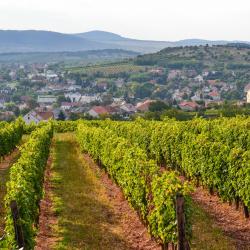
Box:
[49,133,143,250]
[190,201,236,250]
[36,132,246,250]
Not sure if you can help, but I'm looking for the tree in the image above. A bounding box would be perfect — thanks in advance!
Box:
[69,113,79,121]
[57,110,66,121]
[57,95,69,105]
[149,101,169,112]
[27,99,38,109]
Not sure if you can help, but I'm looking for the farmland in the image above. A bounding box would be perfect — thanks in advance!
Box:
[66,62,146,76]
[0,118,250,249]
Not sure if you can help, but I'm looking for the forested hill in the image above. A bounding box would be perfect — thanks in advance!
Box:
[135,44,250,71]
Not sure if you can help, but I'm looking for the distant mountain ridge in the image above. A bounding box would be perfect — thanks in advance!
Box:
[0,29,249,53]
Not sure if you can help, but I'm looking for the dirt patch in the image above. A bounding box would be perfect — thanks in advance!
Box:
[35,149,59,250]
[192,187,250,250]
[0,148,19,170]
[83,154,161,250]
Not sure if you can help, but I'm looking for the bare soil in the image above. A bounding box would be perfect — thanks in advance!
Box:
[35,146,59,250]
[192,187,250,250]
[83,153,161,250]
[0,148,19,170]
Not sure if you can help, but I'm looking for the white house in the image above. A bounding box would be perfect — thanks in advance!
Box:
[247,90,250,103]
[80,95,100,104]
[191,92,201,102]
[68,85,82,92]
[23,111,54,124]
[61,102,80,111]
[194,75,204,83]
[0,102,5,110]
[23,111,41,124]
[65,93,82,102]
[37,95,57,105]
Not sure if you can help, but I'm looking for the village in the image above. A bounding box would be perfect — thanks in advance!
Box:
[0,60,250,122]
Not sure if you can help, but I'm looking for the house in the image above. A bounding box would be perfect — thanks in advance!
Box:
[168,70,181,80]
[0,111,15,121]
[23,110,54,124]
[0,102,5,110]
[191,92,201,102]
[115,79,124,88]
[202,86,211,94]
[194,75,204,83]
[61,102,80,111]
[208,91,220,101]
[88,106,110,118]
[186,70,197,78]
[136,100,155,112]
[202,71,209,77]
[149,68,164,75]
[244,83,250,93]
[46,70,58,79]
[68,85,82,92]
[37,95,57,105]
[207,80,217,86]
[120,103,136,114]
[18,103,28,111]
[37,111,54,121]
[172,89,183,101]
[96,82,108,91]
[247,90,250,103]
[67,79,76,85]
[179,101,199,111]
[80,95,100,104]
[65,93,82,102]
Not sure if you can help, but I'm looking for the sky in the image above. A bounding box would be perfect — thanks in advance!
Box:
[0,0,249,41]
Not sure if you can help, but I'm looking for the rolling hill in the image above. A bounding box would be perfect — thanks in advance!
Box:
[134,43,250,70]
[0,30,111,53]
[0,30,249,54]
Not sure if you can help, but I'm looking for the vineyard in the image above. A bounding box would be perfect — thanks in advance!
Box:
[0,118,250,249]
[66,62,146,76]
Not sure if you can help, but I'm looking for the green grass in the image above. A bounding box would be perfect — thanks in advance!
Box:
[190,201,236,250]
[51,133,129,250]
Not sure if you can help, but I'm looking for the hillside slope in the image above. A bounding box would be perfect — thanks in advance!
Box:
[135,44,250,70]
[0,30,113,53]
[76,31,250,53]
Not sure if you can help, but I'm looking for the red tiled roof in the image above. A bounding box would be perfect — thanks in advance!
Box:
[209,91,219,97]
[37,111,54,120]
[179,101,198,108]
[207,80,217,85]
[91,106,109,114]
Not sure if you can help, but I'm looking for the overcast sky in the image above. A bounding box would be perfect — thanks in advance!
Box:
[0,0,249,41]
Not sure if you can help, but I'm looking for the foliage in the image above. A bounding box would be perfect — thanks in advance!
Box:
[0,118,24,159]
[76,122,191,245]
[4,124,53,249]
[96,117,250,211]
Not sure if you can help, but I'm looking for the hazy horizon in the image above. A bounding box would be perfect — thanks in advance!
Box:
[1,29,250,43]
[0,0,249,41]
